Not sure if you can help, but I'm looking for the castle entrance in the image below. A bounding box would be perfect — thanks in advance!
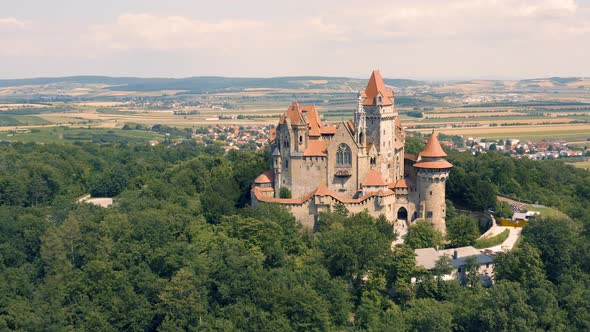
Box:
[397,207,408,221]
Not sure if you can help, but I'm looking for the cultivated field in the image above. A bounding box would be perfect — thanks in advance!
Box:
[414,124,590,141]
[0,75,588,143]
[568,160,590,170]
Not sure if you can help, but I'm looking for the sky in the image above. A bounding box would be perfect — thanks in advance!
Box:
[1,0,589,80]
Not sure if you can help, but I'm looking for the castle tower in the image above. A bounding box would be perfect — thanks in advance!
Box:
[290,103,308,153]
[272,147,282,196]
[361,70,398,183]
[414,131,453,234]
[354,93,367,154]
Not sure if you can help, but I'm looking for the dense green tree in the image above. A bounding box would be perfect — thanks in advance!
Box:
[158,267,207,330]
[356,290,405,331]
[523,217,580,282]
[404,220,444,249]
[494,201,513,219]
[476,281,538,331]
[404,298,453,332]
[1,134,590,331]
[446,214,479,247]
[318,211,394,292]
[494,243,546,288]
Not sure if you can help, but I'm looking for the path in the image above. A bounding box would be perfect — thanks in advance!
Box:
[484,226,522,253]
[393,220,408,245]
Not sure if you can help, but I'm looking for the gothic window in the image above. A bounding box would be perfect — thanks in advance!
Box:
[336,144,352,166]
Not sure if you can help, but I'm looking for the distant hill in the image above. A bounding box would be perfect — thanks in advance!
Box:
[0,75,427,93]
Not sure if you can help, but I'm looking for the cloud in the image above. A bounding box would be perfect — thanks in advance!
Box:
[0,1,589,78]
[91,14,267,51]
[305,0,586,42]
[0,17,30,28]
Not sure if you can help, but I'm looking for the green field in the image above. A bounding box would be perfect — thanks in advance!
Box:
[0,115,52,126]
[0,127,162,144]
[475,229,510,249]
[567,160,590,170]
[523,204,570,220]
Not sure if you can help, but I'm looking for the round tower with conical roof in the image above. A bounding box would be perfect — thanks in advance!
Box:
[413,131,453,234]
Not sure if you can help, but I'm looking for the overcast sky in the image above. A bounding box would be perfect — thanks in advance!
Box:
[1,0,589,79]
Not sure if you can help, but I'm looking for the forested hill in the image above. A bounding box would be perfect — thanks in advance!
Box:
[1,139,590,330]
[0,75,425,92]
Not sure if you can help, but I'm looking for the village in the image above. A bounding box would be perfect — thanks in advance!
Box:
[192,121,590,162]
[440,135,589,159]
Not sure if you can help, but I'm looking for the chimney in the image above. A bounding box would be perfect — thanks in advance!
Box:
[453,250,458,260]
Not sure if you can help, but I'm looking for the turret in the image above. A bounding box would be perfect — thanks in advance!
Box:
[272,147,282,196]
[354,93,367,154]
[414,131,453,234]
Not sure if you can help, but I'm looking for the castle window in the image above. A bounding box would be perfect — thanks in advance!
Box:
[427,211,433,218]
[336,144,352,166]
[285,160,289,169]
[299,135,303,144]
[430,191,432,196]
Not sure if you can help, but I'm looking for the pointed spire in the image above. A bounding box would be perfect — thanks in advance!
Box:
[363,70,394,106]
[421,131,447,158]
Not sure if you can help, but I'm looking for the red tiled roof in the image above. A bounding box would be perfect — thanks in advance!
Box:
[253,183,394,205]
[320,126,337,135]
[254,171,274,184]
[404,153,417,161]
[363,70,394,106]
[279,102,305,126]
[413,160,453,169]
[362,169,387,187]
[300,105,323,137]
[304,140,328,156]
[393,178,408,188]
[421,131,447,158]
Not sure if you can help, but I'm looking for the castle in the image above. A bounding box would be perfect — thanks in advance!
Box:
[252,70,452,234]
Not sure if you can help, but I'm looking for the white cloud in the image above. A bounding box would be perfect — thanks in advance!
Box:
[306,0,586,42]
[0,17,30,28]
[91,14,267,51]
[0,1,589,78]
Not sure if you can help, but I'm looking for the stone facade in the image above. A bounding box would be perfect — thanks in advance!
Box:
[252,70,452,233]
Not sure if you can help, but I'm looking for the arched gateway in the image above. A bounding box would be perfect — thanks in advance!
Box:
[397,207,408,221]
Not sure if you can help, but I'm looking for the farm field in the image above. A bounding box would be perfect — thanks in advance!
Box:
[414,123,590,141]
[567,160,590,170]
[0,75,589,143]
[0,127,162,144]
